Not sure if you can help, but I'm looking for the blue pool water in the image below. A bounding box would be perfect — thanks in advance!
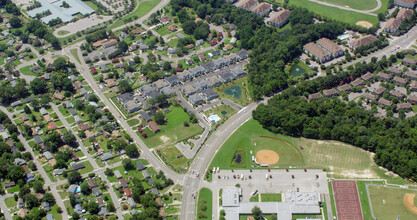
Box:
[208,114,221,124]
[338,35,349,40]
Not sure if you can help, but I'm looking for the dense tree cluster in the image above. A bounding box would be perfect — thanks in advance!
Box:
[253,53,417,180]
[26,20,60,49]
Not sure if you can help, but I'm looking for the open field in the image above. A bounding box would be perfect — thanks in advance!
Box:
[211,119,380,178]
[210,119,304,169]
[288,0,379,26]
[109,0,162,29]
[260,193,282,202]
[368,185,417,220]
[197,188,212,220]
[317,0,378,10]
[139,106,203,148]
[70,48,81,64]
[157,145,191,173]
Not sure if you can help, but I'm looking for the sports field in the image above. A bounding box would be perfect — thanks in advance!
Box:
[317,0,377,10]
[261,193,282,202]
[368,185,417,220]
[288,0,379,26]
[210,120,304,169]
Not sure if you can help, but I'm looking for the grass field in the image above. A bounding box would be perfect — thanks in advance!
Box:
[109,0,162,29]
[288,0,379,25]
[357,181,384,219]
[368,185,417,220]
[127,119,140,126]
[317,0,378,10]
[158,145,191,173]
[19,65,39,76]
[5,197,17,208]
[211,119,380,178]
[214,77,251,106]
[70,48,81,64]
[140,106,203,148]
[57,30,70,36]
[197,188,212,220]
[260,193,282,202]
[210,119,304,169]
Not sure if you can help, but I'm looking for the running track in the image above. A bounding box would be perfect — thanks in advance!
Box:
[333,181,364,220]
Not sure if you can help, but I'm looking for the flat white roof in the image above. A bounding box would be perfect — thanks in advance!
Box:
[27,0,94,23]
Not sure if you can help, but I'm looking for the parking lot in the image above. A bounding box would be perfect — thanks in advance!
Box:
[211,169,328,202]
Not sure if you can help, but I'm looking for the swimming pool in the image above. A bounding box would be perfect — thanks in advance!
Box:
[338,34,349,40]
[208,114,221,124]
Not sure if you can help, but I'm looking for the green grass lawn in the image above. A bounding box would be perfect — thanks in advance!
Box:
[197,188,212,220]
[210,119,304,170]
[109,0,162,29]
[57,30,70,36]
[203,104,237,129]
[357,181,384,220]
[78,160,94,174]
[5,197,17,208]
[316,0,378,10]
[250,194,259,202]
[156,26,171,36]
[368,185,417,220]
[19,65,39,76]
[127,119,140,126]
[214,77,251,106]
[260,193,282,202]
[70,48,81,64]
[141,106,203,148]
[289,0,379,26]
[158,145,191,173]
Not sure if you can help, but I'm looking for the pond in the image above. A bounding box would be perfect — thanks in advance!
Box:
[289,64,306,77]
[221,111,227,115]
[224,85,242,99]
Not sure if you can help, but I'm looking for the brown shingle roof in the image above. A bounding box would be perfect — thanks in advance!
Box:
[308,92,323,101]
[304,42,329,60]
[390,90,405,98]
[378,98,393,106]
[351,78,364,87]
[388,67,402,75]
[363,93,378,101]
[397,102,412,110]
[377,72,391,80]
[384,18,402,31]
[323,88,338,97]
[87,178,98,188]
[404,71,417,79]
[408,95,417,102]
[337,84,352,92]
[350,35,378,49]
[397,8,414,20]
[393,76,407,84]
[269,9,291,25]
[131,28,145,35]
[148,121,160,133]
[361,72,374,81]
[238,0,258,10]
[411,81,417,90]
[373,87,386,96]
[316,38,343,55]
[404,57,417,65]
[251,2,272,15]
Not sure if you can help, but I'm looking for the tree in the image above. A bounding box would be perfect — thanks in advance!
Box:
[72,212,80,220]
[42,193,55,204]
[67,171,82,184]
[80,181,91,195]
[126,144,139,158]
[30,78,47,95]
[53,57,67,71]
[182,20,196,35]
[252,206,262,220]
[122,158,135,170]
[88,94,99,103]
[88,200,99,214]
[33,180,44,193]
[25,193,40,208]
[107,202,116,212]
[154,112,165,125]
[69,194,77,207]
[105,168,114,176]
[8,165,25,182]
[177,8,190,23]
[133,56,141,64]
[271,214,277,220]
[9,17,21,28]
[118,80,132,93]
[63,133,76,146]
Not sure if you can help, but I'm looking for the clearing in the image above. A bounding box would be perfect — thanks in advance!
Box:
[368,185,417,220]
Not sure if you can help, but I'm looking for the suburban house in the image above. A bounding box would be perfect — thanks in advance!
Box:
[189,66,205,77]
[165,75,181,86]
[303,42,331,63]
[235,49,249,60]
[188,93,204,105]
[182,84,198,96]
[251,2,272,16]
[201,88,218,101]
[351,78,364,87]
[136,161,146,171]
[316,38,344,58]
[308,93,323,102]
[206,76,223,88]
[393,76,408,85]
[408,95,417,103]
[148,121,161,133]
[384,18,402,33]
[377,72,391,81]
[71,162,85,170]
[405,71,417,79]
[378,98,393,107]
[373,87,387,96]
[237,0,258,11]
[390,90,405,98]
[404,57,417,65]
[268,9,291,28]
[349,35,378,50]
[177,70,193,81]
[322,88,338,97]
[361,72,374,81]
[363,93,378,101]
[397,102,413,111]
[394,0,417,8]
[218,70,235,83]
[397,8,414,20]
